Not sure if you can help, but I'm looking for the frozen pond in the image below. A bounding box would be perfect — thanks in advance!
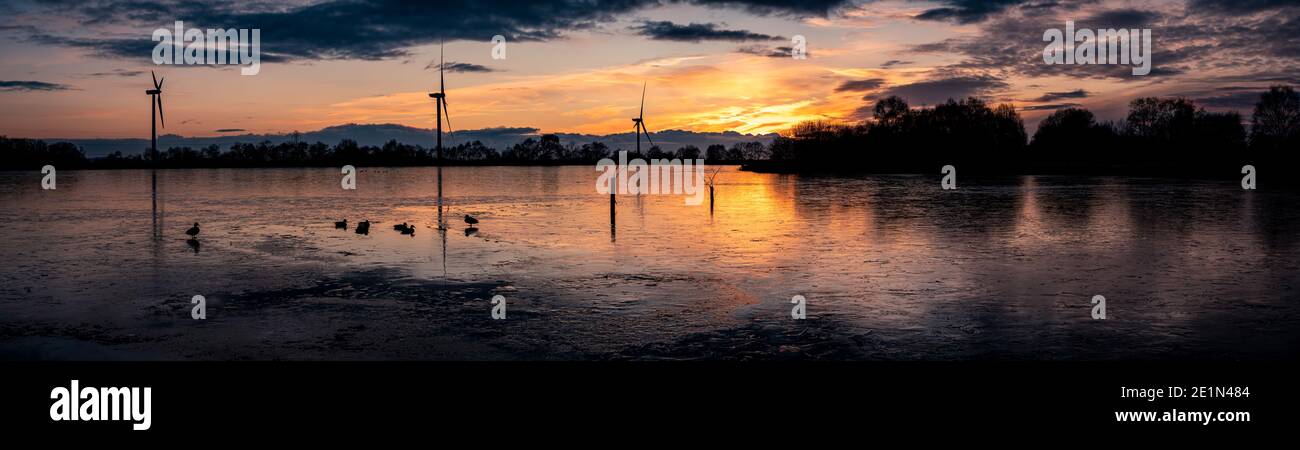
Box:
[1,166,1296,360]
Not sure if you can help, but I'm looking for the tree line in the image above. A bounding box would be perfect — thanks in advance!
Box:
[757,85,1299,176]
[4,85,1294,174]
[0,134,770,170]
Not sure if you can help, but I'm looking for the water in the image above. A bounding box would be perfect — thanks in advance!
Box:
[1,166,1297,360]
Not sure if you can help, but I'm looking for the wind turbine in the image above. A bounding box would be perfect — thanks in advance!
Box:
[632,82,655,157]
[146,71,165,238]
[429,43,453,161]
[631,82,655,199]
[146,70,166,161]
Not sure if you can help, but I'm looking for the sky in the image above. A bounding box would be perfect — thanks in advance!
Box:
[0,0,1297,140]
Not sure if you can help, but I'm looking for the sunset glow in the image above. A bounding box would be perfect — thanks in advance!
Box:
[3,0,1294,140]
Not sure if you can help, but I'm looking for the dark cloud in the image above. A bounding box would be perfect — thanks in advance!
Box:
[0,80,73,91]
[1021,103,1082,111]
[29,31,290,64]
[215,128,246,133]
[1034,89,1089,101]
[875,75,1009,105]
[687,0,855,17]
[911,1,1300,81]
[736,44,804,58]
[1188,0,1300,15]
[1172,85,1274,110]
[914,0,1030,24]
[632,21,778,42]
[1080,8,1160,28]
[1194,91,1264,109]
[86,69,146,77]
[427,61,497,73]
[880,59,912,68]
[4,1,847,63]
[835,78,885,92]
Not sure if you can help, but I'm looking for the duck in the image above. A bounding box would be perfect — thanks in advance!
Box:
[399,224,415,235]
[335,219,348,229]
[355,220,370,235]
[185,222,200,237]
[464,215,479,226]
[393,222,408,231]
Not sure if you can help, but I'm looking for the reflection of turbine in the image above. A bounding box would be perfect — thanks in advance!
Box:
[429,43,453,160]
[146,71,166,240]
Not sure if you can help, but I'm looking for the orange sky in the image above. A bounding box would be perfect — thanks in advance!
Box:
[0,0,1289,139]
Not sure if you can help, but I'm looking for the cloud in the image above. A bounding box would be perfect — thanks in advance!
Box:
[687,0,856,17]
[0,80,73,91]
[880,59,912,68]
[427,61,497,73]
[86,69,146,78]
[1033,89,1089,101]
[215,128,247,133]
[736,44,804,58]
[1194,91,1263,109]
[1080,8,1160,28]
[914,0,1031,24]
[1173,85,1273,110]
[1021,103,1082,111]
[1188,0,1300,15]
[874,75,1009,105]
[911,1,1300,81]
[4,1,848,63]
[632,21,779,42]
[835,78,885,92]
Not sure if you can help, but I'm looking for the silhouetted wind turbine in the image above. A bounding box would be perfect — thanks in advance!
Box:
[633,82,655,156]
[633,82,655,199]
[147,71,165,160]
[146,71,165,238]
[429,43,453,161]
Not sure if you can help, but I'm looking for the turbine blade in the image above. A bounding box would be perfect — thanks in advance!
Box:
[441,100,452,135]
[157,77,164,90]
[151,70,158,89]
[641,126,654,147]
[639,82,646,119]
[439,42,445,94]
[156,94,165,128]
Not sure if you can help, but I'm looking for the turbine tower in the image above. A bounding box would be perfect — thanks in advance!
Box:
[429,43,453,161]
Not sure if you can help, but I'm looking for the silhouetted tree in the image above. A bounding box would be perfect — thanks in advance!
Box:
[0,137,89,170]
[1250,85,1300,150]
[705,144,727,161]
[578,142,610,161]
[1031,108,1117,151]
[1125,97,1198,142]
[538,134,564,161]
[646,145,669,159]
[675,145,700,159]
[508,137,541,161]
